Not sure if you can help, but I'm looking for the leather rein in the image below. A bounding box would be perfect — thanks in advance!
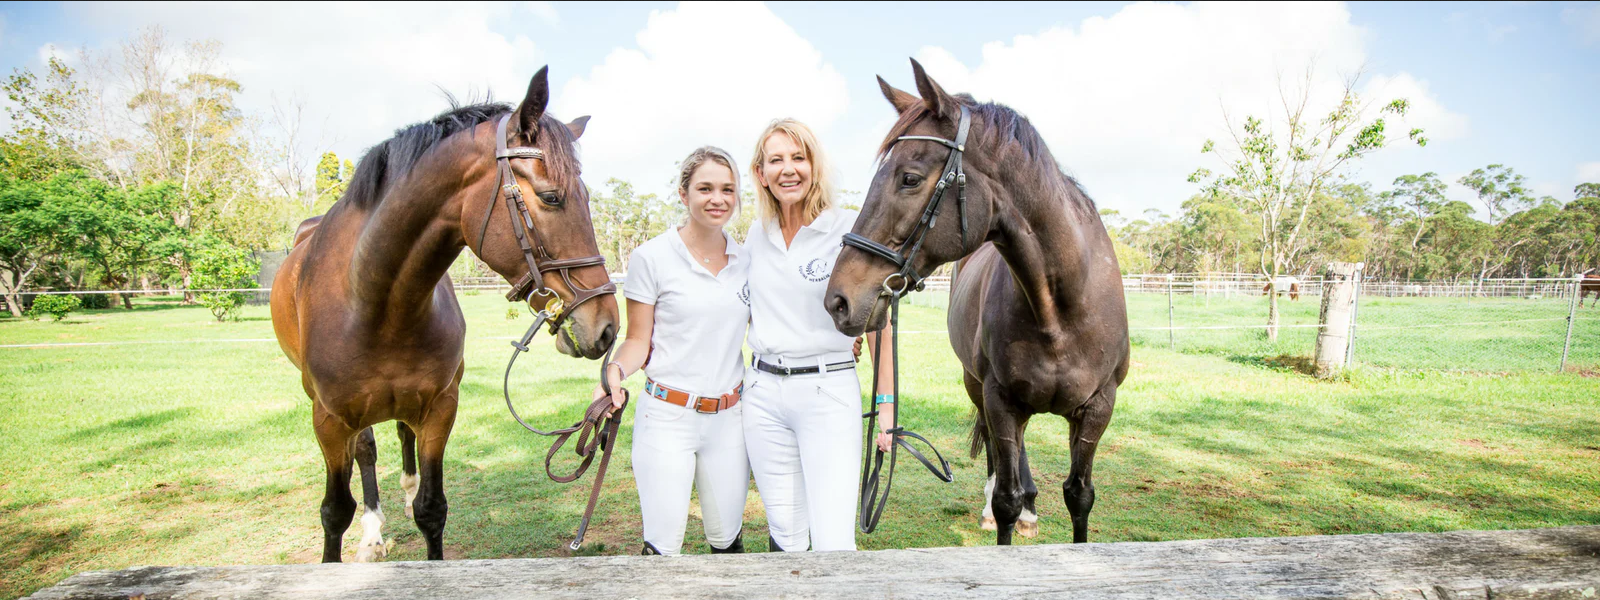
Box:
[842,106,971,533]
[480,113,625,551]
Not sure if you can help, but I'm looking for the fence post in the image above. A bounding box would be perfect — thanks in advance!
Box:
[1314,262,1362,379]
[1345,264,1363,366]
[1167,274,1176,350]
[1561,274,1579,373]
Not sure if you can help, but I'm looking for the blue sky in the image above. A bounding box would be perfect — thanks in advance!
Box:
[0,1,1596,219]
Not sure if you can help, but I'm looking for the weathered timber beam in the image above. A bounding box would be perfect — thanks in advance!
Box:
[26,526,1600,599]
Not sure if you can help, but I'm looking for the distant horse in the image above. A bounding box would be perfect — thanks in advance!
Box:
[270,68,618,562]
[827,60,1129,545]
[1262,276,1301,301]
[1581,273,1600,308]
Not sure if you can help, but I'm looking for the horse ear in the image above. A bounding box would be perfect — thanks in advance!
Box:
[513,66,550,140]
[909,58,953,119]
[566,115,590,140]
[878,75,919,115]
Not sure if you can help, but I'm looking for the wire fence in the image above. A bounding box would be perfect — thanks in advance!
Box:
[907,274,1599,373]
[8,273,1597,373]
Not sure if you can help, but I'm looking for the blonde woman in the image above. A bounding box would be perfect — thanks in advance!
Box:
[595,147,750,555]
[742,119,895,552]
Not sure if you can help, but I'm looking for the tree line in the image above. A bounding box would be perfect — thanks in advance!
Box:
[3,30,1593,331]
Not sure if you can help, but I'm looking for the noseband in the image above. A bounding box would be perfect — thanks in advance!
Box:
[841,104,971,298]
[475,114,616,333]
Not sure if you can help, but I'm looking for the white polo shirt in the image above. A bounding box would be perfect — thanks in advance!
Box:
[623,227,750,398]
[745,207,860,359]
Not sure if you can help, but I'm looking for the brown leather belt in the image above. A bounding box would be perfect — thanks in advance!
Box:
[645,379,742,414]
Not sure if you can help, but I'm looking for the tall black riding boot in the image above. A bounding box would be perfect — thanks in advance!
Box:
[710,534,744,554]
[767,533,784,552]
[641,541,662,555]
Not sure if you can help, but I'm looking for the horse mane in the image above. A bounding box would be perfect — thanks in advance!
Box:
[342,100,584,210]
[876,95,1096,212]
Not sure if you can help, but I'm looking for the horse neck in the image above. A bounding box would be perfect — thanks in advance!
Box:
[986,156,1098,331]
[348,144,476,324]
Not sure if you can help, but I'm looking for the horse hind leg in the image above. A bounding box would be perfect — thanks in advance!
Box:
[1016,439,1040,538]
[1065,385,1117,543]
[353,426,387,562]
[398,422,419,519]
[313,405,359,563]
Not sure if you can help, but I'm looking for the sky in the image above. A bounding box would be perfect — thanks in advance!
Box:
[0,1,1596,221]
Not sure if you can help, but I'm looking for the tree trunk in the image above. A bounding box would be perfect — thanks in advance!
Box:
[1267,283,1280,342]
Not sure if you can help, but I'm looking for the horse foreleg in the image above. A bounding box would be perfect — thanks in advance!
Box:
[353,427,386,562]
[313,404,358,563]
[397,422,419,519]
[412,379,460,560]
[982,378,1028,545]
[1065,385,1117,543]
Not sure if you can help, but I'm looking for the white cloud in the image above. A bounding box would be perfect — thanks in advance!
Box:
[523,1,560,25]
[35,43,69,65]
[1562,3,1600,44]
[65,2,549,162]
[552,1,849,199]
[1577,162,1600,183]
[901,1,1463,214]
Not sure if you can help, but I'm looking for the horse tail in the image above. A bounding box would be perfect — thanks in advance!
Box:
[969,407,986,459]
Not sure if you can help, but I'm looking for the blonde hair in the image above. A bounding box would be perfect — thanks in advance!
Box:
[750,118,834,228]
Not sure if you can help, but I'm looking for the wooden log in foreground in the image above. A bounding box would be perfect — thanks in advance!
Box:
[27,526,1600,600]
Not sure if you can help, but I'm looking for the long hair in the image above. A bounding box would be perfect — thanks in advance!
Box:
[749,118,834,227]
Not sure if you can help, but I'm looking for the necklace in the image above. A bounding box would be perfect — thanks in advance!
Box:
[682,230,723,266]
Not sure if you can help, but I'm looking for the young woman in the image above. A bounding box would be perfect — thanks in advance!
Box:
[742,119,895,552]
[595,147,750,555]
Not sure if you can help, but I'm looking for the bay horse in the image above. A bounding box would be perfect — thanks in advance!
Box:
[1262,276,1302,301]
[270,67,618,563]
[826,60,1129,545]
[1581,272,1599,308]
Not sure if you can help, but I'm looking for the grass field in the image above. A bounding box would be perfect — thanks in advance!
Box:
[3,293,1599,598]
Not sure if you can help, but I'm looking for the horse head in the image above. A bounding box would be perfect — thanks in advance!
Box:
[462,67,618,359]
[827,59,1001,336]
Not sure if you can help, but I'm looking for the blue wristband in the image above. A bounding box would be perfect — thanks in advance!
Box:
[874,394,896,405]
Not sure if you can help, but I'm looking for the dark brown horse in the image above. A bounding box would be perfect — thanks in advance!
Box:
[827,60,1129,545]
[270,68,618,563]
[1581,273,1599,308]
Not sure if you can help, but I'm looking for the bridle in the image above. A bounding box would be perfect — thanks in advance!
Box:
[841,104,971,298]
[475,113,616,333]
[842,106,972,533]
[478,112,626,551]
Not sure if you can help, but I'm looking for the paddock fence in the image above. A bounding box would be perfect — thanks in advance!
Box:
[6,273,1596,373]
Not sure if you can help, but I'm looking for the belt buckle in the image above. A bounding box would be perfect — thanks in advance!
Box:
[694,396,719,414]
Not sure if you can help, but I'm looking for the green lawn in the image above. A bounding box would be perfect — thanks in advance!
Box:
[2,294,1598,598]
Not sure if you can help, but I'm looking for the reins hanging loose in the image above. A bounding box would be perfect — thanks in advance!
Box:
[482,111,624,551]
[846,105,972,534]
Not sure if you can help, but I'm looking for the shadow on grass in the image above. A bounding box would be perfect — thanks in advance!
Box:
[63,408,196,442]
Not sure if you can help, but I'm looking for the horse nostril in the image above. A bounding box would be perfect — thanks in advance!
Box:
[827,293,850,321]
[597,323,617,352]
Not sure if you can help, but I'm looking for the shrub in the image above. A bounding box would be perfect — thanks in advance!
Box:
[79,293,112,309]
[28,294,81,321]
[191,240,260,322]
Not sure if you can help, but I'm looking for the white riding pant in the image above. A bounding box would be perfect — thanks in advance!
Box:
[631,394,749,556]
[743,352,862,552]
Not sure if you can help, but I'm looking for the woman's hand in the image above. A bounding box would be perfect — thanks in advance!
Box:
[853,336,865,361]
[596,362,627,417]
[874,428,894,453]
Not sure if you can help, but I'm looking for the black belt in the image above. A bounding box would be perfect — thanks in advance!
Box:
[753,357,855,377]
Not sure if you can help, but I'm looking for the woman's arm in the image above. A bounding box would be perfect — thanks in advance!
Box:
[865,326,896,452]
[593,299,655,414]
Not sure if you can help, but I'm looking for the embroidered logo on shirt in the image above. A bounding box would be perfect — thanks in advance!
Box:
[799,258,833,282]
[738,282,750,306]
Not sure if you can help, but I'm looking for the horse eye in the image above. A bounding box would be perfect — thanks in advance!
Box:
[901,173,923,188]
[538,191,562,206]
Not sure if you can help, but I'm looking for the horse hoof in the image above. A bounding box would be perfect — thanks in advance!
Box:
[354,543,387,563]
[980,516,997,531]
[1017,519,1039,538]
